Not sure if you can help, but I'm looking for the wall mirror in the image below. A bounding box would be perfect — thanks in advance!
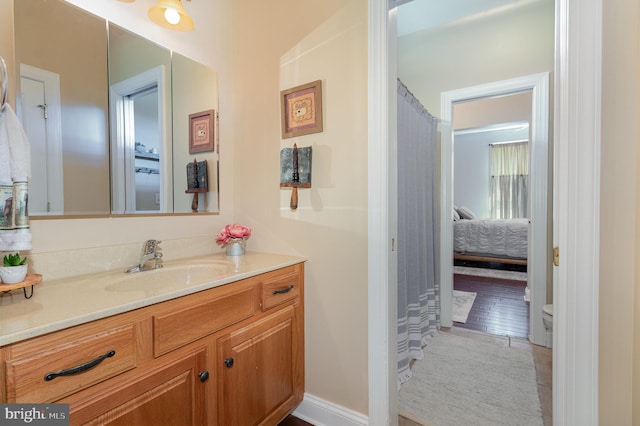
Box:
[13,0,220,217]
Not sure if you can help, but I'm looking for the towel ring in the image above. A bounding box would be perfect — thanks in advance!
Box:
[0,55,7,113]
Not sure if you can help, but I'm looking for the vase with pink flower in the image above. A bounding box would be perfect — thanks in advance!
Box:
[216,224,252,256]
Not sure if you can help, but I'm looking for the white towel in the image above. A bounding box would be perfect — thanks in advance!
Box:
[0,104,32,251]
[6,104,30,180]
[0,109,10,185]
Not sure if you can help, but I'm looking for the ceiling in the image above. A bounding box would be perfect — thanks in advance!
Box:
[396,0,531,37]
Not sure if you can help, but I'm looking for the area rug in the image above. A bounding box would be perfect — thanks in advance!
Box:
[398,331,543,426]
[451,290,476,323]
[454,266,527,282]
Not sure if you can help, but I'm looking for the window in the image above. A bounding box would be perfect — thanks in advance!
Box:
[489,142,528,218]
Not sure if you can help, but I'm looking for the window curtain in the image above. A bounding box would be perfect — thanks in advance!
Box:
[397,80,439,387]
[489,142,528,219]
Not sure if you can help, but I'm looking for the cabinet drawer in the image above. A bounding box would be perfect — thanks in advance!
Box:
[261,269,301,310]
[153,285,258,356]
[4,325,136,403]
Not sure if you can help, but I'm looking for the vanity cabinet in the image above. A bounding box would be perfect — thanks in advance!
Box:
[0,262,304,426]
[71,346,209,425]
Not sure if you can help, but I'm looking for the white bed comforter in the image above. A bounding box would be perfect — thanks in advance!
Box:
[453,218,528,259]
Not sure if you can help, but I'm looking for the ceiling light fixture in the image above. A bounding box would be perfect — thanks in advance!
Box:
[148,0,194,32]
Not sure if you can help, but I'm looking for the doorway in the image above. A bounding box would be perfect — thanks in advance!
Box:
[397,57,550,426]
[440,74,550,347]
[452,99,532,339]
[367,0,602,424]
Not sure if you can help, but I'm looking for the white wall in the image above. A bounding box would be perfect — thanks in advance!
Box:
[453,132,491,218]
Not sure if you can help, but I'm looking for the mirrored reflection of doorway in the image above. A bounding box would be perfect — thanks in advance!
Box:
[17,64,63,215]
[131,87,160,212]
[110,66,168,214]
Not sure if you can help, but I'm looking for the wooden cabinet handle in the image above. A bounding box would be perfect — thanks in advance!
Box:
[199,371,209,382]
[272,285,294,295]
[44,350,116,381]
[224,358,234,368]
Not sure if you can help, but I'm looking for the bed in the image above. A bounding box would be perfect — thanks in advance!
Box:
[453,217,528,265]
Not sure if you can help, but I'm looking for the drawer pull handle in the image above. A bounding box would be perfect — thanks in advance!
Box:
[199,371,209,382]
[44,350,116,381]
[224,358,234,368]
[272,285,294,295]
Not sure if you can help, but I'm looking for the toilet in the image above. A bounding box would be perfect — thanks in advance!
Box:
[542,304,553,348]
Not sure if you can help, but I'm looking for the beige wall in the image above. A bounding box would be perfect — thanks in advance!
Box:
[231,0,369,414]
[636,3,640,419]
[171,54,219,213]
[0,3,14,108]
[600,0,640,423]
[453,92,532,130]
[15,0,110,214]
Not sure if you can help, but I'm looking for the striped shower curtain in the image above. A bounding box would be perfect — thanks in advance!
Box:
[397,80,440,386]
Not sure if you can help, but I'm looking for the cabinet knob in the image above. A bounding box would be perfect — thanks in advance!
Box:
[198,371,209,382]
[224,358,234,368]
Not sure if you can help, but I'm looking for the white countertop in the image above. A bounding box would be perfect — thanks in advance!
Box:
[0,252,306,346]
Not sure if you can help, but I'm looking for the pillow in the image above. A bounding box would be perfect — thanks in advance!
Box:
[453,208,461,221]
[456,206,476,220]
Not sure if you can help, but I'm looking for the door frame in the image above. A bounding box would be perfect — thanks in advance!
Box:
[439,73,550,346]
[367,0,601,425]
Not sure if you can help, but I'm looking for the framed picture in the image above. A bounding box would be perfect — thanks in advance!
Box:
[189,110,215,153]
[280,80,323,139]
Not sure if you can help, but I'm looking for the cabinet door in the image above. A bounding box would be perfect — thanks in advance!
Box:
[217,304,303,426]
[70,347,209,426]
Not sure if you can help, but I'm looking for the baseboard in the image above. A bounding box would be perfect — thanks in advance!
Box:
[292,393,368,426]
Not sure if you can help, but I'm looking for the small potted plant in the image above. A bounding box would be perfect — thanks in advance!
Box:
[0,252,29,284]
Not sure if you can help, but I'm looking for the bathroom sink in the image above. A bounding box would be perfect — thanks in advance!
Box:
[104,260,234,293]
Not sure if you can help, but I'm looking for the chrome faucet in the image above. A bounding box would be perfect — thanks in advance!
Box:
[126,239,163,273]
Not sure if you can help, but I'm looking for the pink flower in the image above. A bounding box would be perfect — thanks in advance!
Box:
[216,224,252,247]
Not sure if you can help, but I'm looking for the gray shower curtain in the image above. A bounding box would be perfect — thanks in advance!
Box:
[397,79,439,386]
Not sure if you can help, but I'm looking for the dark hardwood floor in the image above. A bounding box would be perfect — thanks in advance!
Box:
[453,273,529,339]
[278,415,313,425]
